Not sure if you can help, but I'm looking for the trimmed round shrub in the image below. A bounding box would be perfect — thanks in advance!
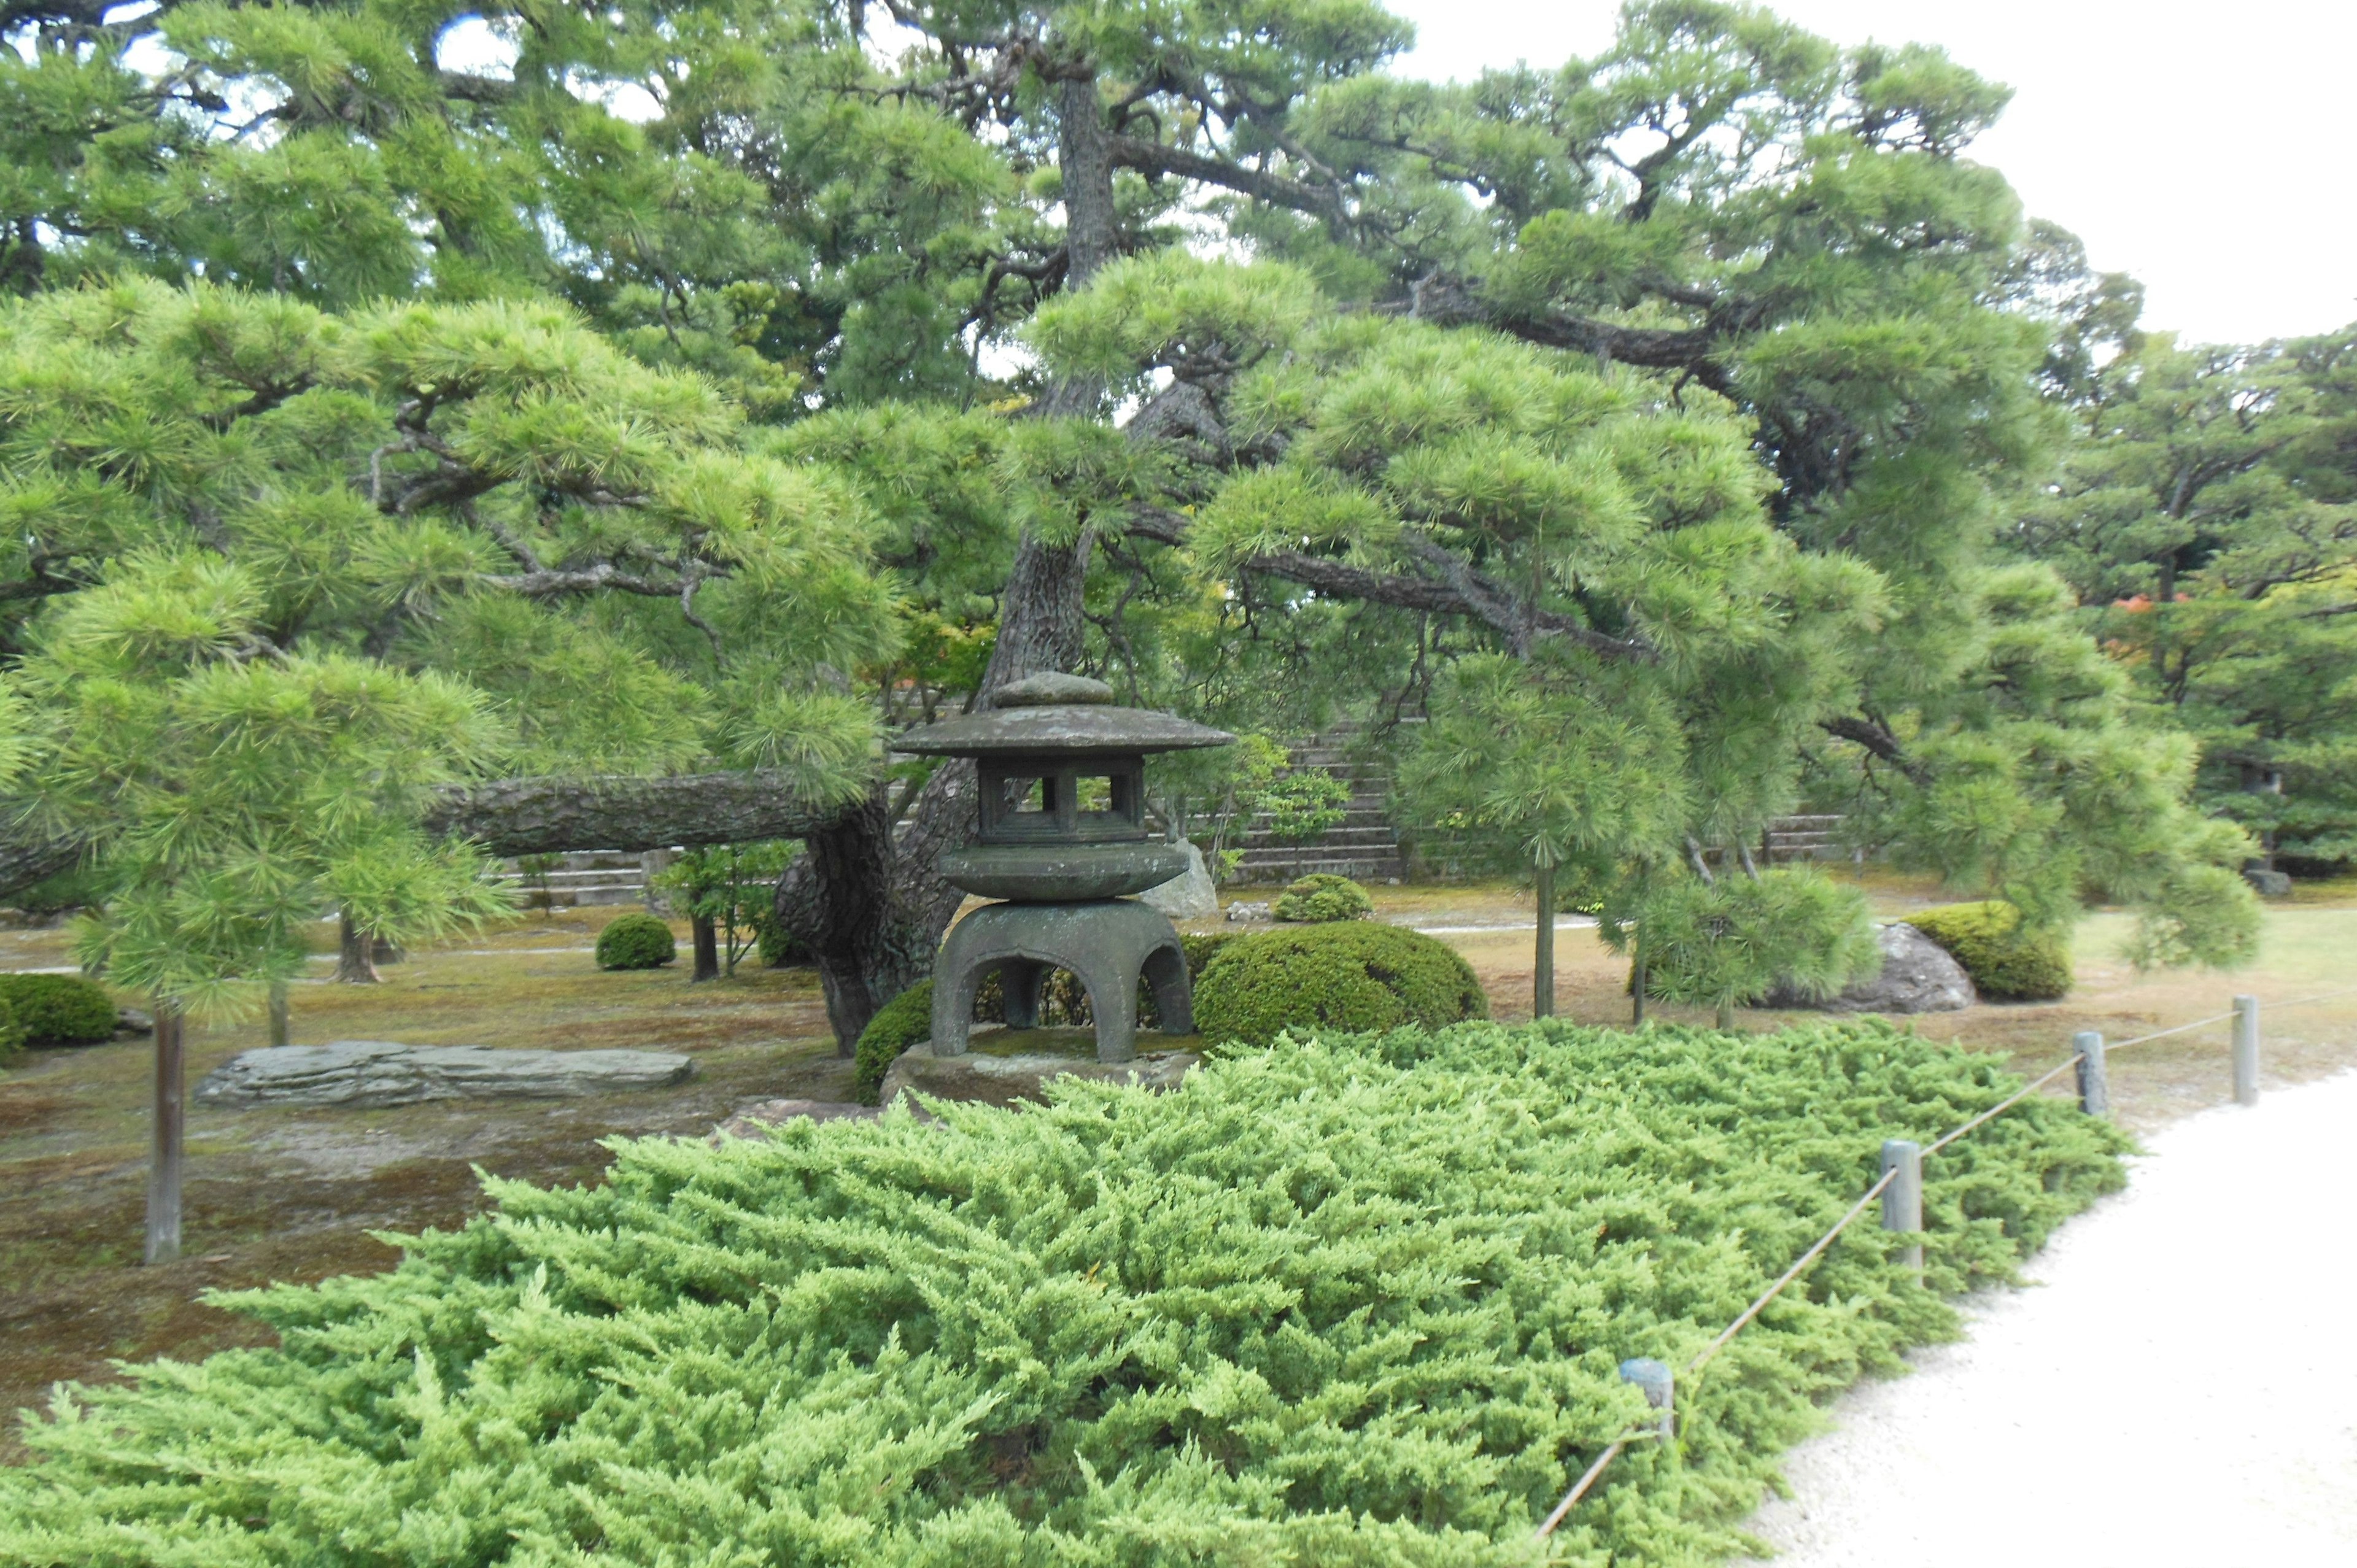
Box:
[1194,921,1488,1047]
[595,912,677,971]
[1272,872,1374,923]
[1905,900,2072,1001]
[854,979,933,1103]
[0,973,117,1046]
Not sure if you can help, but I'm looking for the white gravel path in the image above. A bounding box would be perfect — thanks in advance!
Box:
[1738,1069,2357,1567]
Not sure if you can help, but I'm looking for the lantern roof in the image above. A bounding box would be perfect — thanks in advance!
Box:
[894,672,1234,758]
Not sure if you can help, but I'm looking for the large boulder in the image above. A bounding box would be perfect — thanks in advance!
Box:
[196,1040,695,1108]
[1137,840,1219,919]
[877,1043,1198,1112]
[1767,922,1976,1014]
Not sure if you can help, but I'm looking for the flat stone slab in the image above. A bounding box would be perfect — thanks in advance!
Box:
[879,1042,1198,1111]
[195,1040,695,1108]
[710,1097,880,1142]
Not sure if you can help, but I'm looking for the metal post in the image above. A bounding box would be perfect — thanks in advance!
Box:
[1879,1138,1924,1279]
[2075,1029,2108,1118]
[1617,1357,1674,1445]
[2232,995,2259,1107]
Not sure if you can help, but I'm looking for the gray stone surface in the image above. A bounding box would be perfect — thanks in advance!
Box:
[1225,901,1271,922]
[940,841,1191,900]
[196,1040,695,1108]
[2243,866,2293,897]
[993,671,1115,707]
[894,702,1233,757]
[932,897,1192,1062]
[1767,922,1976,1014]
[878,1044,1198,1111]
[710,1097,880,1141]
[1137,841,1219,919]
[114,1005,153,1038]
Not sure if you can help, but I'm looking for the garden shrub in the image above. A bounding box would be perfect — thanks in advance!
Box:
[1905,900,2073,1000]
[0,973,117,1046]
[594,911,676,971]
[1194,921,1487,1046]
[0,1020,2126,1566]
[0,992,22,1067]
[854,979,933,1103]
[1272,871,1374,922]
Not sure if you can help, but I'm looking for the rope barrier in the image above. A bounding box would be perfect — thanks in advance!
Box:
[1531,979,2355,1542]
[2264,983,2357,1014]
[1922,1053,2084,1156]
[2105,1011,2235,1052]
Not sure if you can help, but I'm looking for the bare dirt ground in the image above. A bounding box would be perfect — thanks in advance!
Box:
[2,873,2351,1468]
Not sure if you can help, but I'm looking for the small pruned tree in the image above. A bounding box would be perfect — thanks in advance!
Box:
[17,552,513,1262]
[656,841,795,981]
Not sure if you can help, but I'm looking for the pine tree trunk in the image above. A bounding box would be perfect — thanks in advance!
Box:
[774,66,1121,1052]
[335,911,380,984]
[1531,860,1555,1020]
[1716,996,1736,1032]
[1630,940,1646,1027]
[268,981,290,1048]
[691,913,720,982]
[144,1003,184,1265]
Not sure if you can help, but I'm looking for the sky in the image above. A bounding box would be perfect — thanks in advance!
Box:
[1383,0,2357,347]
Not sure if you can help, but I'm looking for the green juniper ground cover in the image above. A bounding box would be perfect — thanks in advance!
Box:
[0,1021,2121,1567]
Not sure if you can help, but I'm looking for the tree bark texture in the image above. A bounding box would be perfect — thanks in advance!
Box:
[336,911,381,984]
[1532,860,1555,1020]
[144,1003,184,1265]
[268,981,290,1048]
[691,913,720,982]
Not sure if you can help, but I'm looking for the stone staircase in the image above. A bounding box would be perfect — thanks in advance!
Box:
[1762,814,1849,863]
[497,850,652,910]
[1226,727,1409,886]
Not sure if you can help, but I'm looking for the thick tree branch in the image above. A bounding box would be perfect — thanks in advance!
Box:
[1819,716,1929,783]
[0,770,861,902]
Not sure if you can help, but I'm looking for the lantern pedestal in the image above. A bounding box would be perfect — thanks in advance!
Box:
[930,898,1193,1064]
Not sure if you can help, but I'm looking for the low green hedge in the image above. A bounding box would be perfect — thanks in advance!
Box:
[853,979,934,1103]
[594,912,676,971]
[0,993,22,1067]
[0,1020,2126,1564]
[1194,920,1487,1046]
[0,973,117,1046]
[1905,900,2073,1001]
[1272,872,1374,923]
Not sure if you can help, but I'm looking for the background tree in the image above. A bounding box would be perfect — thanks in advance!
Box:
[656,840,794,979]
[2018,326,2357,876]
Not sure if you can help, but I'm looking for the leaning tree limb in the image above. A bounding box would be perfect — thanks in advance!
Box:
[0,769,859,903]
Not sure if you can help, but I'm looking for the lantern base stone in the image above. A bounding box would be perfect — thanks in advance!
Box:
[931,898,1193,1064]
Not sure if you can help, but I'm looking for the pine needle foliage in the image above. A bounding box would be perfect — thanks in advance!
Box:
[0,1021,2123,1566]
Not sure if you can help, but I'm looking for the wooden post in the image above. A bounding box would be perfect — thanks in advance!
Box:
[2232,995,2259,1107]
[1618,1357,1674,1445]
[1533,860,1555,1021]
[2075,1029,2108,1118]
[145,1003,184,1265]
[268,981,290,1048]
[1879,1138,1924,1280]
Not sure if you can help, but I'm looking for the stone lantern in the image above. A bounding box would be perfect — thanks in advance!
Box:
[897,671,1232,1062]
